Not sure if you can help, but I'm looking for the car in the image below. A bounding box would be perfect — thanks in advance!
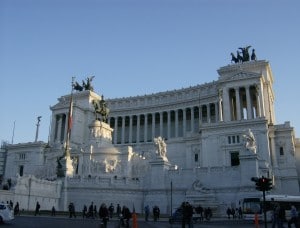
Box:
[0,203,14,224]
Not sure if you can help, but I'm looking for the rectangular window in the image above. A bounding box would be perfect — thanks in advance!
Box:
[228,135,240,145]
[230,152,240,166]
[19,165,24,176]
[232,136,236,144]
[194,154,199,162]
[279,147,284,156]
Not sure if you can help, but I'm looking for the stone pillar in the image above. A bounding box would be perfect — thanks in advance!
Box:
[235,87,241,120]
[183,109,186,136]
[167,111,171,139]
[114,117,118,144]
[129,115,133,143]
[53,115,59,142]
[121,116,125,144]
[246,86,252,119]
[207,104,211,123]
[175,110,178,138]
[136,115,140,143]
[217,89,223,122]
[258,83,265,117]
[144,114,148,142]
[160,112,163,136]
[218,98,223,122]
[214,102,218,122]
[255,85,262,117]
[57,114,63,143]
[222,88,230,122]
[199,105,202,125]
[152,113,156,139]
[191,107,195,132]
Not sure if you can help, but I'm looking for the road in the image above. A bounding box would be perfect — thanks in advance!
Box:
[1,215,276,228]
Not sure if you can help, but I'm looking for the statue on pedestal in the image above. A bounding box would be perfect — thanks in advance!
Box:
[242,129,257,154]
[154,136,168,161]
[92,95,110,122]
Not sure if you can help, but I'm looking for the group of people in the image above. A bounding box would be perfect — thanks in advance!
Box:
[226,207,243,219]
[180,202,212,227]
[80,202,132,228]
[272,204,299,228]
[194,205,212,222]
[81,202,119,219]
[143,205,161,222]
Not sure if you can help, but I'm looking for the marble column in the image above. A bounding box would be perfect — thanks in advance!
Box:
[222,88,230,122]
[121,116,125,144]
[183,109,186,136]
[246,86,252,119]
[167,111,171,139]
[136,115,140,143]
[207,104,211,123]
[235,87,241,120]
[152,113,155,139]
[160,112,163,136]
[175,110,178,138]
[114,117,118,144]
[129,116,133,143]
[144,114,148,142]
[191,107,195,132]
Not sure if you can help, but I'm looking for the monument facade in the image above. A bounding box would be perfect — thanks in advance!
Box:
[1,56,300,216]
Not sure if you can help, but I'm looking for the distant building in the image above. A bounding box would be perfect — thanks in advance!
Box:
[1,59,300,216]
[0,141,8,182]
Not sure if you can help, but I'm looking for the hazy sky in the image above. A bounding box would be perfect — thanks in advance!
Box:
[1,0,299,144]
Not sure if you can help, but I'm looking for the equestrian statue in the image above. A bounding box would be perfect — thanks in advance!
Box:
[92,95,110,122]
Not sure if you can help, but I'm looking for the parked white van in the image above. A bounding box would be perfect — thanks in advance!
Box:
[0,202,14,223]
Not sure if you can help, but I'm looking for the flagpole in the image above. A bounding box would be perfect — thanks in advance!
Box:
[65,77,75,157]
[62,77,75,210]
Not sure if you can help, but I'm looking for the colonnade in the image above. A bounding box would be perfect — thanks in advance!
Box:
[53,114,67,143]
[107,84,264,145]
[50,84,264,145]
[108,103,220,145]
[223,84,264,122]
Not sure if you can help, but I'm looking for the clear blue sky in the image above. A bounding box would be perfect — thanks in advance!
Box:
[1,0,299,144]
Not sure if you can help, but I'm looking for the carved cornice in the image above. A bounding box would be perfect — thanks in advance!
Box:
[217,60,269,76]
[107,82,218,112]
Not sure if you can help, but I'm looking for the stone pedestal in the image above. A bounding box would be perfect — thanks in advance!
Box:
[239,150,259,186]
[89,120,113,146]
[149,158,171,189]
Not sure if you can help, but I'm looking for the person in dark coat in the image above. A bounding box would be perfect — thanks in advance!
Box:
[14,202,20,216]
[99,203,109,228]
[181,202,193,228]
[68,202,76,218]
[34,201,40,216]
[122,206,132,228]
